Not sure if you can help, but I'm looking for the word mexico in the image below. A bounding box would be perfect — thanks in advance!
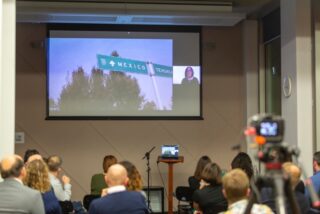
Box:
[97,55,173,78]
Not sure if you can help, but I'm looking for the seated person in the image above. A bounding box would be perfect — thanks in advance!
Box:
[283,162,310,213]
[47,155,72,201]
[0,155,45,214]
[261,162,310,214]
[91,155,117,195]
[231,152,254,180]
[305,151,320,201]
[24,159,62,214]
[192,162,227,214]
[24,149,42,163]
[221,169,273,214]
[119,161,145,196]
[189,156,211,195]
[88,164,148,214]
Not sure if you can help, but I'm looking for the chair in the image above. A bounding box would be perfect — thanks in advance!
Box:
[83,194,100,211]
[59,201,74,214]
[175,186,193,214]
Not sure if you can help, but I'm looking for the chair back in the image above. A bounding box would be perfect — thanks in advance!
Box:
[175,186,193,202]
[83,194,100,211]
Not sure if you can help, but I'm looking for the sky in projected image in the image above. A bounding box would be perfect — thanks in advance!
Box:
[48,38,173,110]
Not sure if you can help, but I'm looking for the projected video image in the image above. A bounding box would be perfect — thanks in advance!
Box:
[48,38,173,116]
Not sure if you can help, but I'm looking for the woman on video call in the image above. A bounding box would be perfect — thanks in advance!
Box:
[181,66,199,86]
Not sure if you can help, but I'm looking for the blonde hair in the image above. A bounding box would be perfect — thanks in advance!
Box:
[24,159,51,193]
[282,162,301,188]
[222,169,249,203]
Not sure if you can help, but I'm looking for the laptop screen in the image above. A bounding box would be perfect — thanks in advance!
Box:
[161,145,179,159]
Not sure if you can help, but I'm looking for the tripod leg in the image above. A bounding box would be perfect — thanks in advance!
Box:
[284,178,300,214]
[243,177,262,214]
[273,175,286,214]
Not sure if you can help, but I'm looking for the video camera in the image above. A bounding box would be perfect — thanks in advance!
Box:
[248,114,284,144]
[245,114,294,166]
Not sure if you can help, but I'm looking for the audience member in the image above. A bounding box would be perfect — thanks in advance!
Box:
[261,163,309,214]
[305,151,320,202]
[189,156,212,195]
[119,160,146,198]
[91,155,117,195]
[47,155,72,201]
[231,152,254,180]
[282,162,310,213]
[192,162,227,214]
[222,169,273,214]
[24,159,62,214]
[88,164,148,214]
[24,149,41,163]
[0,155,45,213]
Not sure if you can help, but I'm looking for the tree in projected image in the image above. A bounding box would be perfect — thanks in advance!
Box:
[57,51,156,115]
[58,67,91,114]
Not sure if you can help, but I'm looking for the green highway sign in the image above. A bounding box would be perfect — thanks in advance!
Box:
[153,63,173,78]
[97,55,148,75]
[97,54,173,78]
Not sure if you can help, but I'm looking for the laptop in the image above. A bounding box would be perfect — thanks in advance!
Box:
[161,145,179,159]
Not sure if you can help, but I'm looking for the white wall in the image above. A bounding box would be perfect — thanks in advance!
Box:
[0,0,16,163]
[281,0,313,176]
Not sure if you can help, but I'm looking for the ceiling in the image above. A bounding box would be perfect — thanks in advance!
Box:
[17,0,279,26]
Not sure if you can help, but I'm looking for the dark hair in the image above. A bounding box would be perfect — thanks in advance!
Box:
[46,155,62,172]
[201,162,222,185]
[231,152,254,179]
[103,155,117,173]
[314,152,320,165]
[119,160,143,191]
[23,149,40,163]
[185,66,194,77]
[194,156,212,180]
[0,156,24,179]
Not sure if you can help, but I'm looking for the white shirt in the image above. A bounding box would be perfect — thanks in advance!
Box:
[107,185,126,195]
[49,173,72,201]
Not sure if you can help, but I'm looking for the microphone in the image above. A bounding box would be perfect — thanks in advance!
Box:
[142,146,156,160]
[231,144,241,151]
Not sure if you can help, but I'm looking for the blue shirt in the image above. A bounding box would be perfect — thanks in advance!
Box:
[305,171,320,202]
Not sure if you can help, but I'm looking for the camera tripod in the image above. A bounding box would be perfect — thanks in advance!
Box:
[244,144,320,214]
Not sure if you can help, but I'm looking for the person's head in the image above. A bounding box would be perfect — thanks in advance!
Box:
[119,161,143,191]
[23,159,51,193]
[23,149,40,163]
[185,66,194,78]
[105,164,128,187]
[0,155,25,180]
[103,155,117,173]
[26,154,42,164]
[313,151,320,172]
[46,155,62,173]
[282,162,301,189]
[194,155,212,180]
[222,169,250,204]
[231,152,254,179]
[201,162,222,186]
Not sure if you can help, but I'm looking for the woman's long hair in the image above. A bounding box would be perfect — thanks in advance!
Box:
[120,161,143,191]
[231,152,254,179]
[24,159,51,193]
[194,156,212,180]
[201,162,222,186]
